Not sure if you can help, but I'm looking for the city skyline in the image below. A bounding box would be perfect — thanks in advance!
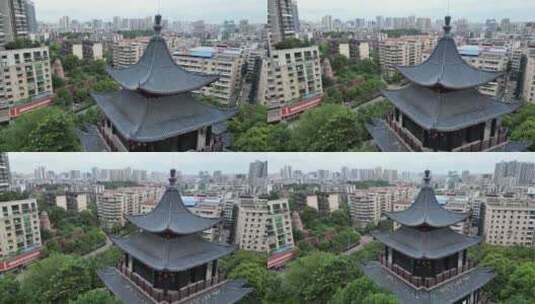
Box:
[8,152,535,175]
[35,0,535,24]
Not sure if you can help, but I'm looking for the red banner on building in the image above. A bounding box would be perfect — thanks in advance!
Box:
[10,96,53,118]
[0,249,41,272]
[280,95,322,120]
[267,248,297,269]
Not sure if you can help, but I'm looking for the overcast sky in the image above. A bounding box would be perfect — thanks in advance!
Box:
[35,0,534,23]
[7,153,535,175]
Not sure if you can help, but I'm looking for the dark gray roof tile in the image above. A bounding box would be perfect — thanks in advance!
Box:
[362,262,496,304]
[111,231,234,272]
[383,84,519,132]
[92,90,237,143]
[396,35,501,90]
[372,227,481,259]
[126,186,220,234]
[107,35,218,95]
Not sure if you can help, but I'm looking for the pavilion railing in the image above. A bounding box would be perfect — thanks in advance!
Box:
[385,113,424,152]
[386,113,509,152]
[452,128,509,152]
[378,254,477,290]
[117,262,226,303]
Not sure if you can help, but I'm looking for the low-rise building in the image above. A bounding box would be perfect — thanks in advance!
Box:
[481,198,535,247]
[0,198,42,272]
[235,197,294,253]
[0,46,53,123]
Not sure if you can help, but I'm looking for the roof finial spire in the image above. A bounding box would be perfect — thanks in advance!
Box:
[154,14,163,34]
[423,170,432,186]
[169,169,177,185]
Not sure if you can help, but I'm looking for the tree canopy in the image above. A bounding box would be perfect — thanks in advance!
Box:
[0,107,81,152]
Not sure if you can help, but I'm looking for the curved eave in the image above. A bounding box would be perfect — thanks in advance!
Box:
[384,210,469,228]
[125,214,221,235]
[372,228,481,259]
[110,234,234,272]
[381,87,521,132]
[396,65,503,90]
[106,66,220,96]
[91,91,238,143]
[394,35,503,90]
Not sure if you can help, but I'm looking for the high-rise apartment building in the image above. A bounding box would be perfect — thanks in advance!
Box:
[235,197,294,253]
[259,46,324,121]
[522,48,535,103]
[349,186,415,228]
[55,193,88,212]
[111,40,147,68]
[0,198,41,272]
[96,187,163,229]
[174,47,245,105]
[0,0,28,46]
[0,153,10,192]
[339,40,370,60]
[267,0,298,47]
[481,198,535,247]
[306,193,340,215]
[248,160,268,195]
[456,45,508,97]
[494,161,535,188]
[0,46,53,122]
[379,37,425,78]
[24,0,36,33]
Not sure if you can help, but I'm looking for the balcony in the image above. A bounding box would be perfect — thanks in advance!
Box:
[117,263,227,304]
[378,255,477,290]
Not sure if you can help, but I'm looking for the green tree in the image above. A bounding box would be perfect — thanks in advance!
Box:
[511,118,535,151]
[93,79,119,93]
[331,277,379,304]
[362,293,399,304]
[23,254,94,303]
[0,275,27,304]
[0,107,81,152]
[233,124,291,152]
[69,289,120,304]
[285,252,359,303]
[291,104,364,151]
[54,88,73,109]
[500,262,535,301]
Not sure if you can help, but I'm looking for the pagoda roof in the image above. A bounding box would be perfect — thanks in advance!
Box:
[362,262,495,304]
[383,84,519,132]
[111,231,233,272]
[396,16,502,90]
[372,227,481,259]
[107,15,219,95]
[98,267,252,304]
[126,171,220,234]
[385,171,470,228]
[92,90,237,143]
